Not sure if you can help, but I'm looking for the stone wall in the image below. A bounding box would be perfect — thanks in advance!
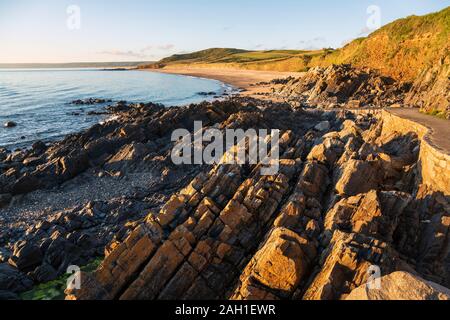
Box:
[380,110,449,195]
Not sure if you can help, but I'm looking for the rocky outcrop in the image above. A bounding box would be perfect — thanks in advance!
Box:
[0,96,448,300]
[335,160,381,196]
[60,100,449,301]
[276,65,410,109]
[405,54,450,117]
[346,272,450,300]
[325,190,412,242]
[1,97,321,297]
[231,228,316,300]
[303,231,408,300]
[0,263,33,297]
[274,63,449,119]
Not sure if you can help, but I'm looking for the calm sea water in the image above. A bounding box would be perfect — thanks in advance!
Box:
[0,69,231,150]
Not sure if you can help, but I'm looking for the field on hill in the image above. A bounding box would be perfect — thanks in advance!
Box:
[141,48,332,72]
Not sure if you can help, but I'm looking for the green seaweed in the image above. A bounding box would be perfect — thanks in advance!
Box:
[20,257,103,301]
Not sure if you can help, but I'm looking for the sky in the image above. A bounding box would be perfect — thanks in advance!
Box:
[0,0,449,63]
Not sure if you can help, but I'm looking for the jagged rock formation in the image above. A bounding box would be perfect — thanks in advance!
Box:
[0,97,320,298]
[273,62,449,119]
[59,100,449,300]
[276,65,410,109]
[405,54,450,116]
[0,263,33,299]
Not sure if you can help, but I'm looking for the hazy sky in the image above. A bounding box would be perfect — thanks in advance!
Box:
[0,0,448,63]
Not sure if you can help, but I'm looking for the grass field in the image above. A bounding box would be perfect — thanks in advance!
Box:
[142,48,332,72]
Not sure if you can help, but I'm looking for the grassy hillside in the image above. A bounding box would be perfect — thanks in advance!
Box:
[320,6,450,81]
[159,48,249,64]
[141,48,332,72]
[145,6,449,82]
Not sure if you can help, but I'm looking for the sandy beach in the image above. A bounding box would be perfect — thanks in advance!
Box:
[144,67,450,153]
[145,66,304,96]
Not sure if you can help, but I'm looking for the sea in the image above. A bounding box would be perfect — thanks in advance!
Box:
[0,68,231,150]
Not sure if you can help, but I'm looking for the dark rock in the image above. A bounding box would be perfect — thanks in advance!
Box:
[11,175,41,195]
[22,156,42,166]
[8,243,44,272]
[71,98,112,105]
[314,121,330,132]
[6,150,26,163]
[0,290,20,300]
[270,76,296,85]
[0,193,12,208]
[0,263,33,293]
[0,248,11,263]
[36,220,52,231]
[4,121,17,128]
[59,150,89,179]
[45,235,82,272]
[104,142,149,172]
[31,263,58,283]
[87,111,108,116]
[0,148,8,161]
[32,141,47,153]
[197,91,216,96]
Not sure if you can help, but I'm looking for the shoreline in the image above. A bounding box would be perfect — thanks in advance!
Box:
[1,71,449,299]
[144,67,450,154]
[144,66,304,98]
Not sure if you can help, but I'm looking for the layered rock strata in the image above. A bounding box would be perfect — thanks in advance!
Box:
[59,99,449,300]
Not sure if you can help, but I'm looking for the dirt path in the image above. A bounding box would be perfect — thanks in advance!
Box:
[388,108,450,153]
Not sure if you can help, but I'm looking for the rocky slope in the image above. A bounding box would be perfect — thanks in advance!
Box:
[6,98,436,300]
[264,63,448,120]
[323,7,450,83]
[0,97,314,299]
[273,64,411,109]
[1,95,448,300]
[404,54,450,114]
